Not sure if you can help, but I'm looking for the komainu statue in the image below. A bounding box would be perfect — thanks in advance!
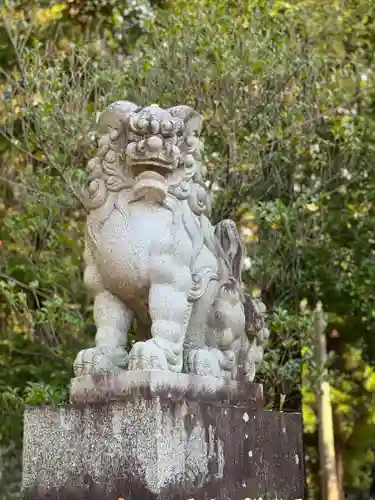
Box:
[73,101,269,381]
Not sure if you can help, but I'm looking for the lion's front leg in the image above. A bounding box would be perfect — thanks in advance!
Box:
[74,245,133,377]
[74,290,133,377]
[128,255,191,372]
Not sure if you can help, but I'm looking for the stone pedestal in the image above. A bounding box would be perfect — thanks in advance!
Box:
[22,371,305,500]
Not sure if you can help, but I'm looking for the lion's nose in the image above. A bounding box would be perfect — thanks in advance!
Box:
[146,136,163,152]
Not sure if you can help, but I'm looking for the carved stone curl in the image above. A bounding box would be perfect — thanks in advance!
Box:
[73,101,269,382]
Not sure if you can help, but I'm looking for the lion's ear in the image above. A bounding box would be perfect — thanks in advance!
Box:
[97,101,139,134]
[167,105,203,137]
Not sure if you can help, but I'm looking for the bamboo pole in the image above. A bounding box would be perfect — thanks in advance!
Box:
[313,302,339,500]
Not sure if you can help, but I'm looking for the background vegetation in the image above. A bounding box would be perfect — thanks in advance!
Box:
[1,0,375,498]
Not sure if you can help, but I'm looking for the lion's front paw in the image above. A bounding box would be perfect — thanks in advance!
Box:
[128,339,169,371]
[73,346,128,377]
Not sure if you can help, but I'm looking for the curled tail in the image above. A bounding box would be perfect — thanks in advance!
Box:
[214,219,245,298]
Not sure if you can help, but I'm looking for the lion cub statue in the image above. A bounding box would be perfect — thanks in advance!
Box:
[73,101,269,382]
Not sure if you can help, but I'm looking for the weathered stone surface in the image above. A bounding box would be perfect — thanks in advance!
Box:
[22,381,304,500]
[70,370,264,407]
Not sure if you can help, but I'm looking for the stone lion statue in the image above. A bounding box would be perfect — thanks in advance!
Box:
[73,101,269,381]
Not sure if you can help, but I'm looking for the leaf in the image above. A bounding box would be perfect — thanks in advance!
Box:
[305,203,319,212]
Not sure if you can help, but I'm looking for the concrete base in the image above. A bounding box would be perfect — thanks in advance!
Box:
[22,371,305,500]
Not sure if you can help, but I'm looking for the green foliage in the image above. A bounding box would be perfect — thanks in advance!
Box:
[0,0,167,73]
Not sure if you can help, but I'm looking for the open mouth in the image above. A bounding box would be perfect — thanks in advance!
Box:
[132,159,175,169]
[131,158,179,177]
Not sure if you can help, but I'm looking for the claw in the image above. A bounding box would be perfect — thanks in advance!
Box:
[73,346,128,377]
[128,339,170,371]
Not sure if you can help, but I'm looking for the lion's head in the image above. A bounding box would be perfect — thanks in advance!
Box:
[83,101,211,216]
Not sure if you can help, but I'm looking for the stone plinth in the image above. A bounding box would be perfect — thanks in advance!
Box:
[69,370,263,406]
[22,371,305,500]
